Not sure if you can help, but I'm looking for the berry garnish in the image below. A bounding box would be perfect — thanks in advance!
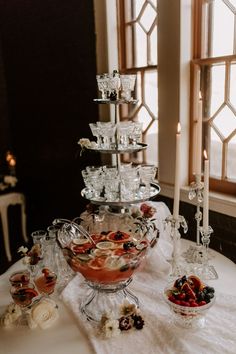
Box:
[119,264,129,272]
[123,241,135,251]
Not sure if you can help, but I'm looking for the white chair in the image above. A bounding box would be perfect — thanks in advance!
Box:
[0,192,28,262]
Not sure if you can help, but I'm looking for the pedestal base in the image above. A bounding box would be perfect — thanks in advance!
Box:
[80,279,139,322]
[182,244,204,264]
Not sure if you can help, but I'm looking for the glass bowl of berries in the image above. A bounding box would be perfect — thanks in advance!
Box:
[163,275,215,328]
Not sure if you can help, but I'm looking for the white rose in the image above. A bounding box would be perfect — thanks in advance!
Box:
[18,246,28,254]
[1,303,22,328]
[28,298,59,330]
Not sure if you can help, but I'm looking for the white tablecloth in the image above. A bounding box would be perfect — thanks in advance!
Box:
[1,202,236,354]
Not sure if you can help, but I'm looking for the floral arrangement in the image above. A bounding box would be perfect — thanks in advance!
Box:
[1,298,59,330]
[78,138,97,155]
[99,301,144,339]
[27,298,59,330]
[0,303,22,328]
[131,203,159,246]
[18,244,42,265]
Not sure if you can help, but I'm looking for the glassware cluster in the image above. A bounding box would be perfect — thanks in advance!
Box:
[82,164,158,202]
[96,71,136,101]
[89,121,143,150]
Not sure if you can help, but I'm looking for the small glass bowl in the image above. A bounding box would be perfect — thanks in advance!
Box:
[9,270,30,287]
[163,285,216,329]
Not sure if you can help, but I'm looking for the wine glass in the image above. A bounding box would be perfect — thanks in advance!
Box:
[10,282,38,326]
[9,270,30,287]
[34,268,57,296]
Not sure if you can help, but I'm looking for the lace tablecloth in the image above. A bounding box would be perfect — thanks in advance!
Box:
[62,202,236,354]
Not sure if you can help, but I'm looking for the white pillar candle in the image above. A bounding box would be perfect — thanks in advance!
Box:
[203,150,209,230]
[195,95,202,176]
[173,123,181,220]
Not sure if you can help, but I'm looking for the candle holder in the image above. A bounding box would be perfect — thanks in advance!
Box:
[195,226,218,280]
[164,215,188,278]
[183,174,205,264]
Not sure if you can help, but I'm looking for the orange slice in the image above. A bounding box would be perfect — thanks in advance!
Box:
[181,282,196,299]
[187,275,204,291]
[88,256,107,270]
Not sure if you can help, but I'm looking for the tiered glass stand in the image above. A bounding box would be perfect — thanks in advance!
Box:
[79,98,160,321]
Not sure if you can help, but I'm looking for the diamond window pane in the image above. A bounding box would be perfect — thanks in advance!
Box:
[145,120,158,165]
[213,106,236,139]
[210,128,222,178]
[212,0,235,56]
[150,26,157,65]
[210,65,225,116]
[228,0,236,8]
[149,0,157,8]
[144,70,157,117]
[230,64,236,108]
[139,3,156,32]
[134,0,145,18]
[134,23,147,67]
[137,106,152,131]
[227,135,236,180]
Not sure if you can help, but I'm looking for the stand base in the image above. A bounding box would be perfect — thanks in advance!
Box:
[80,279,139,322]
[182,244,204,264]
[193,264,218,280]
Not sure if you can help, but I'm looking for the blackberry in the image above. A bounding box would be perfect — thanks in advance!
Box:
[120,264,129,272]
[123,241,135,251]
[204,286,215,294]
[114,231,124,240]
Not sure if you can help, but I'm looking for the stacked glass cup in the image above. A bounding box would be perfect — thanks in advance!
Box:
[89,121,143,150]
[96,71,136,102]
[81,163,157,201]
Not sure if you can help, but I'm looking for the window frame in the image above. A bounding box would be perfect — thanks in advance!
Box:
[191,0,236,195]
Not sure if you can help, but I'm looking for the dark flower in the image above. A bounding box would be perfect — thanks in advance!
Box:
[119,316,133,331]
[132,314,145,330]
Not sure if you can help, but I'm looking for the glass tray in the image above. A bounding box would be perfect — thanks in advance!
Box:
[93,98,139,105]
[81,183,161,206]
[86,143,147,154]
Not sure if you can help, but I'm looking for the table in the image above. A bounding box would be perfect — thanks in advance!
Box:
[0,202,236,354]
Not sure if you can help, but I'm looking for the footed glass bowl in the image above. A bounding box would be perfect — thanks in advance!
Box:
[54,205,158,321]
[163,281,216,329]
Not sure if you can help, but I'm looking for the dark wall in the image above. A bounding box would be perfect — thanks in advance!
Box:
[157,195,236,264]
[0,0,100,271]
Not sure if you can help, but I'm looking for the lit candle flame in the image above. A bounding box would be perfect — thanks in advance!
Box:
[204,149,208,160]
[9,158,16,167]
[6,151,14,162]
[177,122,181,134]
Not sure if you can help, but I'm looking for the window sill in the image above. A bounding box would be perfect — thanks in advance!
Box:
[160,182,236,218]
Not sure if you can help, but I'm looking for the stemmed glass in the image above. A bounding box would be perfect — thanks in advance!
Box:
[34,268,57,296]
[96,74,109,99]
[120,74,136,101]
[130,122,143,145]
[89,123,103,148]
[10,282,38,326]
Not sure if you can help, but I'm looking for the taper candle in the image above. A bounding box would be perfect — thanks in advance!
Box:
[203,150,209,230]
[173,122,181,220]
[195,94,202,175]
